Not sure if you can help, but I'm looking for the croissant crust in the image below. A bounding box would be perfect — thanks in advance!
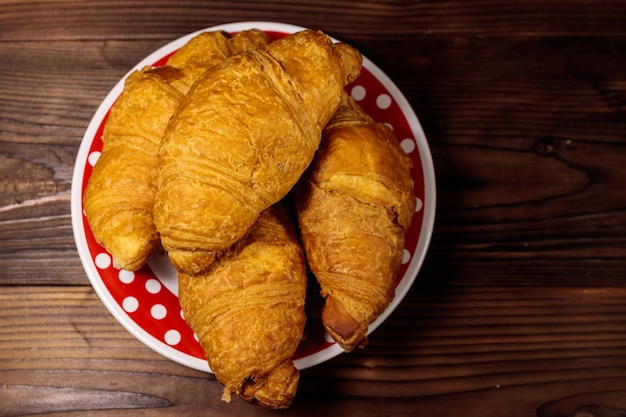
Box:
[83,30,270,271]
[155,29,362,275]
[296,94,415,351]
[178,204,307,409]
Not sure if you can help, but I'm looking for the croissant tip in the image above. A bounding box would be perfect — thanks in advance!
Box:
[236,362,299,409]
[335,42,363,84]
[320,296,367,351]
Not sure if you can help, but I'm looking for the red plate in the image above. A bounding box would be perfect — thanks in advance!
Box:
[71,21,436,372]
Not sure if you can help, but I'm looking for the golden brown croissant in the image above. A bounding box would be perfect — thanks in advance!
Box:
[295,93,416,351]
[83,67,184,270]
[155,29,362,275]
[178,203,307,409]
[83,30,270,270]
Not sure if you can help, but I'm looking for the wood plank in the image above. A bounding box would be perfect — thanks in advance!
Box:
[2,1,626,41]
[1,0,626,415]
[1,286,626,416]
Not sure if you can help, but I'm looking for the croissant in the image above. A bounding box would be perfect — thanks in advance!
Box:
[295,93,416,351]
[83,30,270,270]
[82,67,184,270]
[178,203,307,409]
[155,29,362,275]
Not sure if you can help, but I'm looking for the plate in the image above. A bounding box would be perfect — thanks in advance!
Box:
[71,21,436,372]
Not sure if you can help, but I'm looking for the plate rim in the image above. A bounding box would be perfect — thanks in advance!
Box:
[70,20,436,372]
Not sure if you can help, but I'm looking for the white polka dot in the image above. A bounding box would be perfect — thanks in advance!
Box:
[122,296,139,313]
[415,197,423,212]
[164,329,181,346]
[95,253,112,269]
[350,85,366,101]
[400,138,416,153]
[384,122,394,131]
[145,279,162,294]
[323,331,336,344]
[402,249,411,265]
[118,269,135,284]
[193,333,199,342]
[376,94,392,109]
[180,309,185,319]
[151,304,167,320]
[88,151,101,167]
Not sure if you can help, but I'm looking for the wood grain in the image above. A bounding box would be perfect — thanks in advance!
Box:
[2,1,626,41]
[1,0,626,415]
[1,286,626,416]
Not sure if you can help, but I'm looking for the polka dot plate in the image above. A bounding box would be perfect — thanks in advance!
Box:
[71,22,436,372]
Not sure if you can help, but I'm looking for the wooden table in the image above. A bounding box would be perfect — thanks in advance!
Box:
[2,1,626,416]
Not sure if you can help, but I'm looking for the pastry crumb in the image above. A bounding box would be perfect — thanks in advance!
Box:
[221,388,232,403]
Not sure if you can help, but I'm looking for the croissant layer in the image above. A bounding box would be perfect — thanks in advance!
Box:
[296,94,415,351]
[83,68,184,270]
[154,29,362,275]
[178,204,307,409]
[83,30,270,271]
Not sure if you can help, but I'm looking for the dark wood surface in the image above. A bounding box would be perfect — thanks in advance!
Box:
[2,1,626,416]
